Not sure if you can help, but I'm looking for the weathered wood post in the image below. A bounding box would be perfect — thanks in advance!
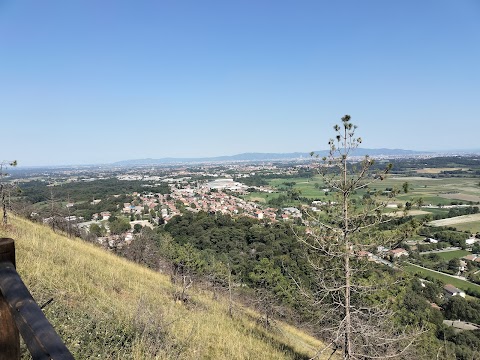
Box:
[0,237,20,360]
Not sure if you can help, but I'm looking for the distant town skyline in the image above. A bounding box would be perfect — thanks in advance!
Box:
[1,1,479,166]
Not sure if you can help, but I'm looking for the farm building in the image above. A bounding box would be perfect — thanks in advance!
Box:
[444,284,466,298]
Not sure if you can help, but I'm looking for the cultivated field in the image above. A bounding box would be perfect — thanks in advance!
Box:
[243,191,278,203]
[259,174,480,223]
[390,176,439,181]
[387,210,431,217]
[429,213,480,227]
[439,193,480,202]
[451,222,480,234]
[268,177,329,199]
[415,168,466,174]
[429,250,471,261]
[384,177,480,206]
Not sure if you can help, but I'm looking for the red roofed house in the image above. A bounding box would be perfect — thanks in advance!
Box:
[390,248,409,258]
[463,254,477,262]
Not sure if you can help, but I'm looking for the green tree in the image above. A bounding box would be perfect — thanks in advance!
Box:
[405,201,413,211]
[249,257,293,326]
[89,223,106,237]
[109,217,130,235]
[472,242,480,253]
[448,258,461,273]
[133,223,143,233]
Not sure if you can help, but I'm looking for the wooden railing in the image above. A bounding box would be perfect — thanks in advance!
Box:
[0,238,74,360]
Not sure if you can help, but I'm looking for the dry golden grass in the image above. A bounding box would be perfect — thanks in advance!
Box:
[386,210,431,217]
[1,216,328,359]
[415,167,465,174]
[429,213,480,227]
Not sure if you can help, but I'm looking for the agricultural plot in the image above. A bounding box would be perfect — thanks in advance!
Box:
[383,177,480,206]
[429,213,480,227]
[268,176,332,200]
[265,174,480,214]
[420,208,450,216]
[452,222,480,234]
[429,250,471,261]
[268,177,317,187]
[386,210,431,217]
[293,183,326,198]
[440,193,480,203]
[415,167,468,174]
[243,191,277,203]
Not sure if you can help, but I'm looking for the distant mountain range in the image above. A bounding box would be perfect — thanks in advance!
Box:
[112,148,430,166]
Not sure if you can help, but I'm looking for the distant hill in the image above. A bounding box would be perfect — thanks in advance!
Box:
[113,148,428,166]
[1,216,324,359]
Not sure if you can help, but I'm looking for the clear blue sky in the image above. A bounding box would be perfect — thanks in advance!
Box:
[1,1,479,166]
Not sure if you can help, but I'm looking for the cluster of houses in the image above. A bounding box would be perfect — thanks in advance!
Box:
[52,174,309,251]
[168,182,279,221]
[79,178,304,228]
[357,246,409,263]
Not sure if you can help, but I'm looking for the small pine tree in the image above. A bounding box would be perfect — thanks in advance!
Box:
[1,160,17,226]
[301,116,422,359]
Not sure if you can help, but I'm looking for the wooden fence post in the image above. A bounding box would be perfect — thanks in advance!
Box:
[0,237,20,360]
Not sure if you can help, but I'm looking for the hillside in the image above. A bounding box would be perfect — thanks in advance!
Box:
[0,216,325,360]
[112,148,427,166]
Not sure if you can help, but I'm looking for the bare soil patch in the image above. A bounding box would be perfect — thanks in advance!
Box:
[390,176,439,181]
[415,167,465,174]
[387,210,430,217]
[429,213,480,227]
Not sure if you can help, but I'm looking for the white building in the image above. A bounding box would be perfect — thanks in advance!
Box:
[466,237,477,245]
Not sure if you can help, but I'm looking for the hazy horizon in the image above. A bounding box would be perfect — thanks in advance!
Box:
[9,147,480,168]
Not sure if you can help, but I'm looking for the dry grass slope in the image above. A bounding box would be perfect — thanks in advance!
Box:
[1,216,327,359]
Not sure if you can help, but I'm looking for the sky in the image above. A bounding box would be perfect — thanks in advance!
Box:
[1,1,480,166]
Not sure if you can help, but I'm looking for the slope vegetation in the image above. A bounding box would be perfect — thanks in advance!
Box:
[1,216,325,359]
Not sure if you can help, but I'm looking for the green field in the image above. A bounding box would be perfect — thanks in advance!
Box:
[263,175,480,214]
[422,250,470,261]
[268,176,372,202]
[268,177,326,198]
[242,191,277,203]
[451,222,480,234]
[266,177,325,203]
[420,208,450,216]
[385,177,480,206]
[404,264,480,294]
